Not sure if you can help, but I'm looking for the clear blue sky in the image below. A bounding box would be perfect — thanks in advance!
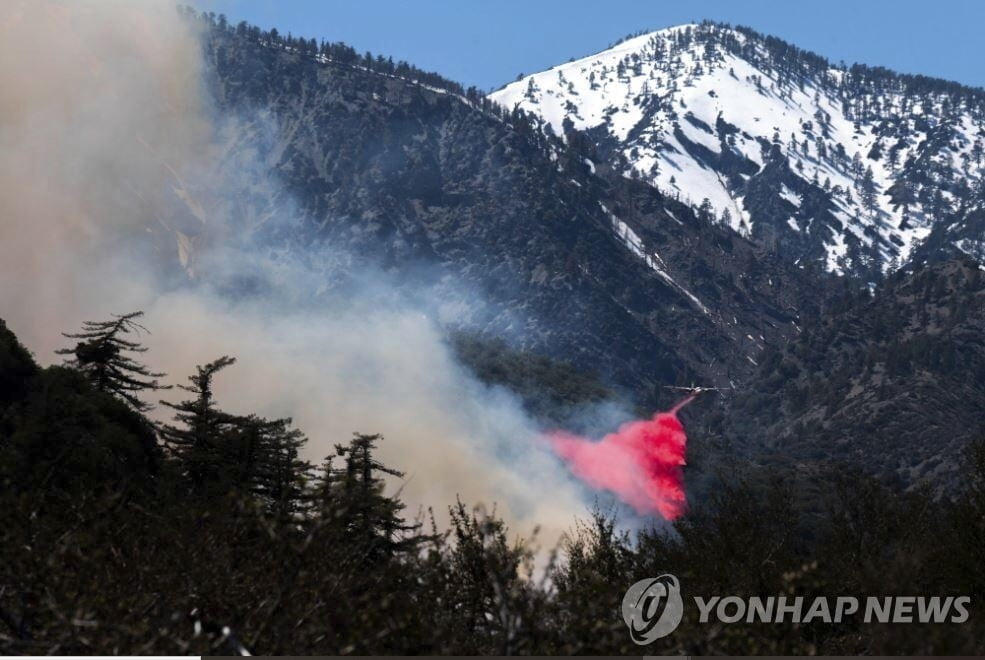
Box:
[197,0,985,92]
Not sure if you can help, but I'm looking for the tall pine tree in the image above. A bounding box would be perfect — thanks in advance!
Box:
[230,415,311,520]
[319,433,422,561]
[158,356,238,491]
[57,311,170,411]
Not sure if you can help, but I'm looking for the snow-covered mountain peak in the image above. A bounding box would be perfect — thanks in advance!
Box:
[491,23,985,279]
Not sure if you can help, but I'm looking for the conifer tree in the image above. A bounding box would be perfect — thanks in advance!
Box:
[329,433,421,561]
[230,415,312,520]
[57,311,170,411]
[697,197,714,222]
[860,165,878,216]
[305,454,339,517]
[158,356,238,490]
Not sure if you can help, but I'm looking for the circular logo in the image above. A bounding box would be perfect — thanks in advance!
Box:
[621,574,684,644]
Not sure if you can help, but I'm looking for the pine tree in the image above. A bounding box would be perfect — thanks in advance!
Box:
[860,165,878,215]
[888,145,900,170]
[851,151,863,178]
[327,433,421,561]
[57,311,170,411]
[230,415,312,520]
[159,356,238,491]
[697,197,714,222]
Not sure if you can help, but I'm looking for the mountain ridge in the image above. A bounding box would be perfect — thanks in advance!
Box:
[116,11,985,492]
[185,18,838,396]
[491,21,985,282]
[723,257,985,494]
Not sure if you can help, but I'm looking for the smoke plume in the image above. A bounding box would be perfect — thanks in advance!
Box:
[0,0,594,545]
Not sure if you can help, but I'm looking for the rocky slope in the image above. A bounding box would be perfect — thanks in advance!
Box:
[723,259,985,493]
[186,20,833,396]
[492,23,985,282]
[146,14,985,493]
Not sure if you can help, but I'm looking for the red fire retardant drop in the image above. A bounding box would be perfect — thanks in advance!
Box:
[548,396,695,520]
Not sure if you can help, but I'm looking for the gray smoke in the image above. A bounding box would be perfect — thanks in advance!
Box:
[0,0,596,546]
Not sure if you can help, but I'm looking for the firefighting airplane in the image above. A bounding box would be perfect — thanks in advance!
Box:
[663,384,724,396]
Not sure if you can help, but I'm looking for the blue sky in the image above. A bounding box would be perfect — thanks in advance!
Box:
[198,0,985,92]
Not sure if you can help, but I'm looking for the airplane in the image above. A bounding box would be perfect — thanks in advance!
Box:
[663,384,724,396]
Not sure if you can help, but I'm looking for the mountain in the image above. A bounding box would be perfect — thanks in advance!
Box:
[912,193,985,265]
[5,10,985,654]
[491,22,985,281]
[192,21,833,395]
[120,14,985,491]
[724,258,985,494]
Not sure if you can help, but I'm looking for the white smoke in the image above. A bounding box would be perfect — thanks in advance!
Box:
[0,0,593,546]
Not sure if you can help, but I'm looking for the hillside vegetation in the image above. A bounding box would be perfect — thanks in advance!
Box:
[1,315,983,654]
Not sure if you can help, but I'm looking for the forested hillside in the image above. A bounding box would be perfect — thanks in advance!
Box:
[726,259,985,494]
[3,7,985,654]
[494,22,985,283]
[1,315,983,654]
[196,14,834,395]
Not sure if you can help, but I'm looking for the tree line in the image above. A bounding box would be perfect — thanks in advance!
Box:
[0,312,982,654]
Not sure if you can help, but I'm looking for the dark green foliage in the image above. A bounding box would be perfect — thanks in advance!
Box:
[158,358,313,517]
[0,325,159,502]
[723,259,985,495]
[0,319,37,407]
[56,312,169,412]
[411,502,549,654]
[0,317,983,653]
[322,433,422,561]
[189,6,480,104]
[158,356,239,492]
[451,332,617,425]
[229,414,311,520]
[549,511,636,653]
